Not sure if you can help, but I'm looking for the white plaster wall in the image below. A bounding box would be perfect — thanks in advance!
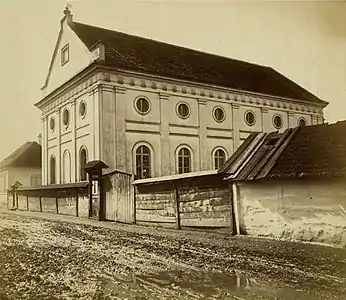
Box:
[238,178,346,247]
[113,84,320,177]
[7,167,42,188]
[0,170,8,194]
[43,20,93,97]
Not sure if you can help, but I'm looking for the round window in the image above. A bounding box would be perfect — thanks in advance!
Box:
[273,115,283,129]
[135,97,150,114]
[50,117,55,131]
[298,118,306,127]
[177,102,190,119]
[213,107,225,122]
[245,111,256,126]
[63,108,70,127]
[79,101,86,118]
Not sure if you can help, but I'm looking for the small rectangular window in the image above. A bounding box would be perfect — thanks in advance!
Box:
[61,44,69,66]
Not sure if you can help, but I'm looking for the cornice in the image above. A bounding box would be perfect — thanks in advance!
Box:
[110,67,328,107]
[37,65,326,119]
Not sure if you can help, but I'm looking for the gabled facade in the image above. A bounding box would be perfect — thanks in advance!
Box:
[0,141,42,208]
[35,7,328,186]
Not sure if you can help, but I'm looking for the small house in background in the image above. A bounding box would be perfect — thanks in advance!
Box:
[220,120,346,247]
[0,138,42,208]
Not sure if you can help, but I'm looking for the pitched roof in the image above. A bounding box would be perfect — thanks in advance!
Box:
[69,21,327,106]
[0,142,42,170]
[220,120,346,181]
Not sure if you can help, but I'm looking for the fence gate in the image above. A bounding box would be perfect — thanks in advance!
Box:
[103,171,134,224]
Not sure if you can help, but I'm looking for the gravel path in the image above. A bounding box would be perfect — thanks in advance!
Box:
[0,210,345,299]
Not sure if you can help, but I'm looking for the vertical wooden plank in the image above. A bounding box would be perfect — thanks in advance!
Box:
[12,191,15,208]
[99,169,105,221]
[39,193,42,212]
[76,189,79,217]
[55,190,59,214]
[229,183,236,235]
[173,182,181,230]
[133,176,136,224]
[88,176,93,218]
[26,193,29,211]
[16,193,18,209]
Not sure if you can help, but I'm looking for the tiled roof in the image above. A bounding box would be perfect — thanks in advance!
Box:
[269,121,346,178]
[0,142,42,170]
[220,120,346,180]
[69,21,327,105]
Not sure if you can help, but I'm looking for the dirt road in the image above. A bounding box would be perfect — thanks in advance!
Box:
[0,210,345,299]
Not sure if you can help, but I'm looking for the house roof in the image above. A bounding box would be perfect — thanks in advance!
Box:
[68,20,327,106]
[0,142,42,170]
[220,120,346,181]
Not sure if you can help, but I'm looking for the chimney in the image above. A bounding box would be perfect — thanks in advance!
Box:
[36,133,42,146]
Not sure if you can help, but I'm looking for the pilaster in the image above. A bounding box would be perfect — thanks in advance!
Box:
[232,103,240,151]
[70,99,76,182]
[41,115,48,185]
[89,87,99,161]
[160,93,170,176]
[198,98,208,170]
[100,84,117,170]
[287,111,295,129]
[311,115,318,125]
[56,108,61,184]
[261,107,269,132]
[115,86,127,171]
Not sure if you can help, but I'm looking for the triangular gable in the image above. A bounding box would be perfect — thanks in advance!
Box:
[41,11,94,97]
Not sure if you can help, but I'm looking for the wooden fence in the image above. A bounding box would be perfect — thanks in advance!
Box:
[133,171,235,233]
[10,182,89,218]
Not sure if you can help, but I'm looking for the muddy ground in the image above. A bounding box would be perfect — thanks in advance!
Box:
[0,210,345,300]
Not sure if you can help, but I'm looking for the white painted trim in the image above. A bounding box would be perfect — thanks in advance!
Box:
[232,182,240,235]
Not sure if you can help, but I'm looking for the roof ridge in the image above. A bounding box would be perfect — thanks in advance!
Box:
[71,21,270,70]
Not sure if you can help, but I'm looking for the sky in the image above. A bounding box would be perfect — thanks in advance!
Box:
[0,0,345,162]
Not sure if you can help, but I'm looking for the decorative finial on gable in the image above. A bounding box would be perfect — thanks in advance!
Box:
[62,4,73,25]
[63,6,71,16]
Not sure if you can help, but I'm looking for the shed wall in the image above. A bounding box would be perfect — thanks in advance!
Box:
[237,178,346,247]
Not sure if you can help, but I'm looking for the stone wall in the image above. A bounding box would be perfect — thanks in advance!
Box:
[237,178,346,247]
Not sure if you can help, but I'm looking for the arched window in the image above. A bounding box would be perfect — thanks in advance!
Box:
[178,147,191,174]
[214,149,226,170]
[80,147,88,181]
[50,156,56,184]
[62,150,71,183]
[135,145,151,179]
[298,118,307,127]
